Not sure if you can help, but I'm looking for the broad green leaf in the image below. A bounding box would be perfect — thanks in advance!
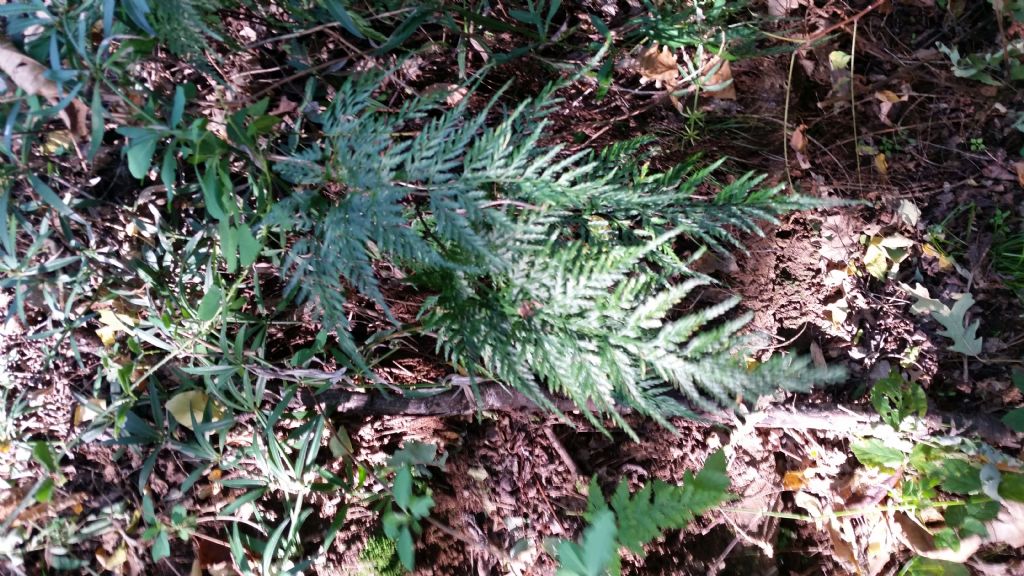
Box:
[35,477,54,503]
[197,285,223,321]
[199,164,226,220]
[851,438,904,470]
[126,132,159,179]
[1003,408,1024,433]
[393,466,412,510]
[397,526,414,571]
[999,473,1024,502]
[151,529,170,562]
[899,556,970,576]
[939,459,981,494]
[237,224,261,267]
[31,441,58,473]
[932,527,960,551]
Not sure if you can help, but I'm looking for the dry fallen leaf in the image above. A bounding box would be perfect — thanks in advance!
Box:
[874,153,889,176]
[768,0,803,17]
[95,543,129,573]
[166,390,223,430]
[0,41,89,137]
[703,58,736,100]
[638,44,679,89]
[783,470,808,490]
[790,124,811,169]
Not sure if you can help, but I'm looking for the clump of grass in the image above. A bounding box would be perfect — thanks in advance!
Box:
[993,229,1024,294]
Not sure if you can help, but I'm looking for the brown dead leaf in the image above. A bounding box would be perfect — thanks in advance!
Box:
[790,124,811,169]
[827,517,860,571]
[783,470,807,490]
[768,0,803,17]
[638,44,679,89]
[704,58,736,100]
[195,536,234,572]
[875,88,908,125]
[893,501,1024,564]
[423,83,469,107]
[1013,161,1024,188]
[0,41,88,138]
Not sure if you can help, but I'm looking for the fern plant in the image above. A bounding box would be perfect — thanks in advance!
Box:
[555,450,733,575]
[267,71,839,430]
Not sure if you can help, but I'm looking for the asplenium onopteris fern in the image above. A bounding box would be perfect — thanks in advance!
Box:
[266,71,840,426]
[556,450,733,576]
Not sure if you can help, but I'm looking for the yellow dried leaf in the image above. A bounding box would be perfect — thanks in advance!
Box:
[921,243,954,271]
[98,309,137,333]
[43,130,75,154]
[874,153,888,175]
[166,390,223,430]
[783,470,807,490]
[96,325,117,347]
[0,41,89,137]
[95,544,128,572]
[638,44,679,88]
[875,90,902,103]
[73,399,107,426]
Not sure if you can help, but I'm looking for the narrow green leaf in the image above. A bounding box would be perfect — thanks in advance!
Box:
[322,0,365,39]
[220,221,238,273]
[198,285,223,322]
[170,85,186,128]
[88,88,104,161]
[27,174,73,216]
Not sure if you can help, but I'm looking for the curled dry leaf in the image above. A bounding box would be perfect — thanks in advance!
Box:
[637,44,679,89]
[703,58,736,100]
[0,41,89,137]
[790,124,811,169]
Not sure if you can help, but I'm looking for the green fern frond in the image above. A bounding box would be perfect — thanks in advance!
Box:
[558,450,732,575]
[268,72,842,424]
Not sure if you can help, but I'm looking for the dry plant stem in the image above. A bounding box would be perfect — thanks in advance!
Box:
[306,381,1015,446]
[851,21,862,187]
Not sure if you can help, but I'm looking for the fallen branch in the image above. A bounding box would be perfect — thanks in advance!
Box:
[305,379,1015,446]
